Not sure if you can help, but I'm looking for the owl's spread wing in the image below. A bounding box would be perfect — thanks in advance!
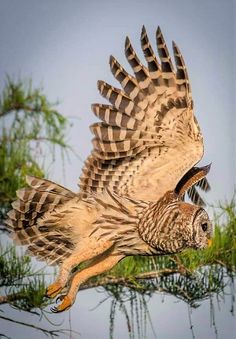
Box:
[79,26,204,202]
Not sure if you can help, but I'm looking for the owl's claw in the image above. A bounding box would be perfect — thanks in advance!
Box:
[56,294,65,303]
[51,306,59,313]
[50,295,73,313]
[46,282,63,299]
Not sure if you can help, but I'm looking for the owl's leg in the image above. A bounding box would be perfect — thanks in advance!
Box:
[51,253,124,312]
[46,239,113,298]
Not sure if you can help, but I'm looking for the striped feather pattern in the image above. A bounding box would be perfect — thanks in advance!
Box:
[79,26,206,203]
[141,26,161,83]
[172,41,192,101]
[195,177,210,192]
[156,27,175,74]
[137,191,212,253]
[187,186,205,207]
[91,104,143,129]
[175,164,211,206]
[90,189,153,255]
[5,176,77,265]
[97,81,146,120]
[109,55,143,104]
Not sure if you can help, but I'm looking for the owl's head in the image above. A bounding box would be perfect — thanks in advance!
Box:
[138,164,213,253]
[174,201,213,250]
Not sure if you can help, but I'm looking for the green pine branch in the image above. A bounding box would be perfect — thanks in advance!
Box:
[0,76,71,216]
[0,76,72,338]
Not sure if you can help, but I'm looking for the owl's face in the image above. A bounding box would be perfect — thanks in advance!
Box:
[186,206,213,249]
[167,200,213,252]
[138,192,213,254]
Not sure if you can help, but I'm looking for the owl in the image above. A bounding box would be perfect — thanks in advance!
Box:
[5,26,213,312]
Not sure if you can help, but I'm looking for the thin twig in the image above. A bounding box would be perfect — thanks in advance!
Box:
[0,315,70,338]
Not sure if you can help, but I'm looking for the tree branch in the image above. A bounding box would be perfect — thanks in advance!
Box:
[80,269,179,290]
[0,315,71,338]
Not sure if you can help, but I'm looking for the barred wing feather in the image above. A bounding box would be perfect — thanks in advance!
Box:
[79,26,205,202]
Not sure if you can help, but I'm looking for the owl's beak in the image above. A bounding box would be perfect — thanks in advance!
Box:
[207,239,212,247]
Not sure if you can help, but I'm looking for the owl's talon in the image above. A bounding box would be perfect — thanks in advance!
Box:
[46,282,63,299]
[56,294,65,303]
[50,306,59,313]
[51,295,73,312]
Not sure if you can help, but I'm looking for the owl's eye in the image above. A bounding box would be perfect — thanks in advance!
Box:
[201,223,208,232]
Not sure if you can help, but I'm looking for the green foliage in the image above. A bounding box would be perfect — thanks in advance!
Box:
[0,244,72,337]
[0,244,31,286]
[0,76,72,337]
[0,76,70,216]
[0,244,49,311]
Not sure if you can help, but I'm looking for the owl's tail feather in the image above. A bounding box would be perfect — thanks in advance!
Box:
[5,176,77,265]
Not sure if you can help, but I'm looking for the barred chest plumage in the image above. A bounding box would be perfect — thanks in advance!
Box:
[89,189,210,257]
[138,196,212,254]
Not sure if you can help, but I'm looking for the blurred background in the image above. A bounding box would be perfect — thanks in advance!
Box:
[0,0,235,338]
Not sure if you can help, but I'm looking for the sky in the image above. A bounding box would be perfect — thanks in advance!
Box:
[0,0,235,338]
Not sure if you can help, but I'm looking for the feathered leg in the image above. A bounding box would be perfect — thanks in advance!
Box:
[46,239,113,298]
[51,253,124,312]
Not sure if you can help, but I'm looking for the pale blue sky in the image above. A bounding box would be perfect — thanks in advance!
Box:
[0,0,235,338]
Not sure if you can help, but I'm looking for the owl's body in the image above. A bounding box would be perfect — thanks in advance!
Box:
[6,26,212,312]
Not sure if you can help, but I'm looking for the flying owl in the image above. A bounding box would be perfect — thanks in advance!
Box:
[5,26,213,312]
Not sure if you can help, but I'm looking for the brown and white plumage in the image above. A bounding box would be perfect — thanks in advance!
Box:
[5,26,212,312]
[79,26,206,203]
